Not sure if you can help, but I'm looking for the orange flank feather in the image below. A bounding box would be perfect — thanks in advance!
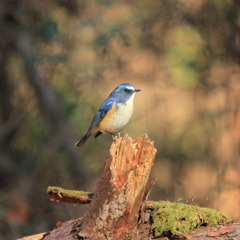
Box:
[98,101,116,131]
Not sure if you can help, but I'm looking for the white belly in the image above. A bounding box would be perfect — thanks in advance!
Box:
[99,100,134,133]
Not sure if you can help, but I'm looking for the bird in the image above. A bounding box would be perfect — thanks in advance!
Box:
[75,83,141,147]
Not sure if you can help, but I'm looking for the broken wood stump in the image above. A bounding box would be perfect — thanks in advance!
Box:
[73,134,157,240]
[43,134,157,240]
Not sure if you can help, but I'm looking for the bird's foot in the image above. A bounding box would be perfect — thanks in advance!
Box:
[112,132,122,141]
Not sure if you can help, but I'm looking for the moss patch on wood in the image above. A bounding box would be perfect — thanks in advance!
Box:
[47,186,93,204]
[149,201,232,238]
[47,186,92,197]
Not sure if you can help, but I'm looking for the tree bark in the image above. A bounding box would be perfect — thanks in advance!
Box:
[72,134,157,240]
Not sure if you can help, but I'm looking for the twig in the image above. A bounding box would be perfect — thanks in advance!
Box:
[47,186,93,205]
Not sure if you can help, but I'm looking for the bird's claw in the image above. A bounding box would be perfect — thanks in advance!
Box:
[112,132,122,141]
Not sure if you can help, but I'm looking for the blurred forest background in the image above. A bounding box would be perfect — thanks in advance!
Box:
[0,0,240,239]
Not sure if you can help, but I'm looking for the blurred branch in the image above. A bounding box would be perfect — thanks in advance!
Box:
[0,111,25,143]
[0,27,19,145]
[15,32,90,184]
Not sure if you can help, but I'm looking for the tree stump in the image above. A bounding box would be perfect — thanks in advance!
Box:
[73,134,157,240]
[19,134,156,240]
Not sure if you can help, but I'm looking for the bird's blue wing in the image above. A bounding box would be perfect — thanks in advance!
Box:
[89,99,115,130]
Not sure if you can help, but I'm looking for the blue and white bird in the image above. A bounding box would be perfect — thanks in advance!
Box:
[75,83,141,147]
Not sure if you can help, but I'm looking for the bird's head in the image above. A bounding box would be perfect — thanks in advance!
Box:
[110,83,141,102]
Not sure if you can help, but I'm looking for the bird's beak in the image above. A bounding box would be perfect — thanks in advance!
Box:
[135,89,141,92]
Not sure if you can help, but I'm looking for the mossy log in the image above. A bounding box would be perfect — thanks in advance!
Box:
[18,134,236,240]
[47,186,93,204]
[142,201,232,238]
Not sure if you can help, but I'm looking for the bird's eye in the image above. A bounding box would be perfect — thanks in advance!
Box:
[124,88,131,93]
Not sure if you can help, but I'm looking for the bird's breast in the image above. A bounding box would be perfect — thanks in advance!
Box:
[98,101,134,133]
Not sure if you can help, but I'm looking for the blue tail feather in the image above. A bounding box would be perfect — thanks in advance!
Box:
[75,131,91,147]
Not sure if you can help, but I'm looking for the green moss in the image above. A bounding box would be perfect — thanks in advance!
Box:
[47,186,93,198]
[150,201,232,238]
